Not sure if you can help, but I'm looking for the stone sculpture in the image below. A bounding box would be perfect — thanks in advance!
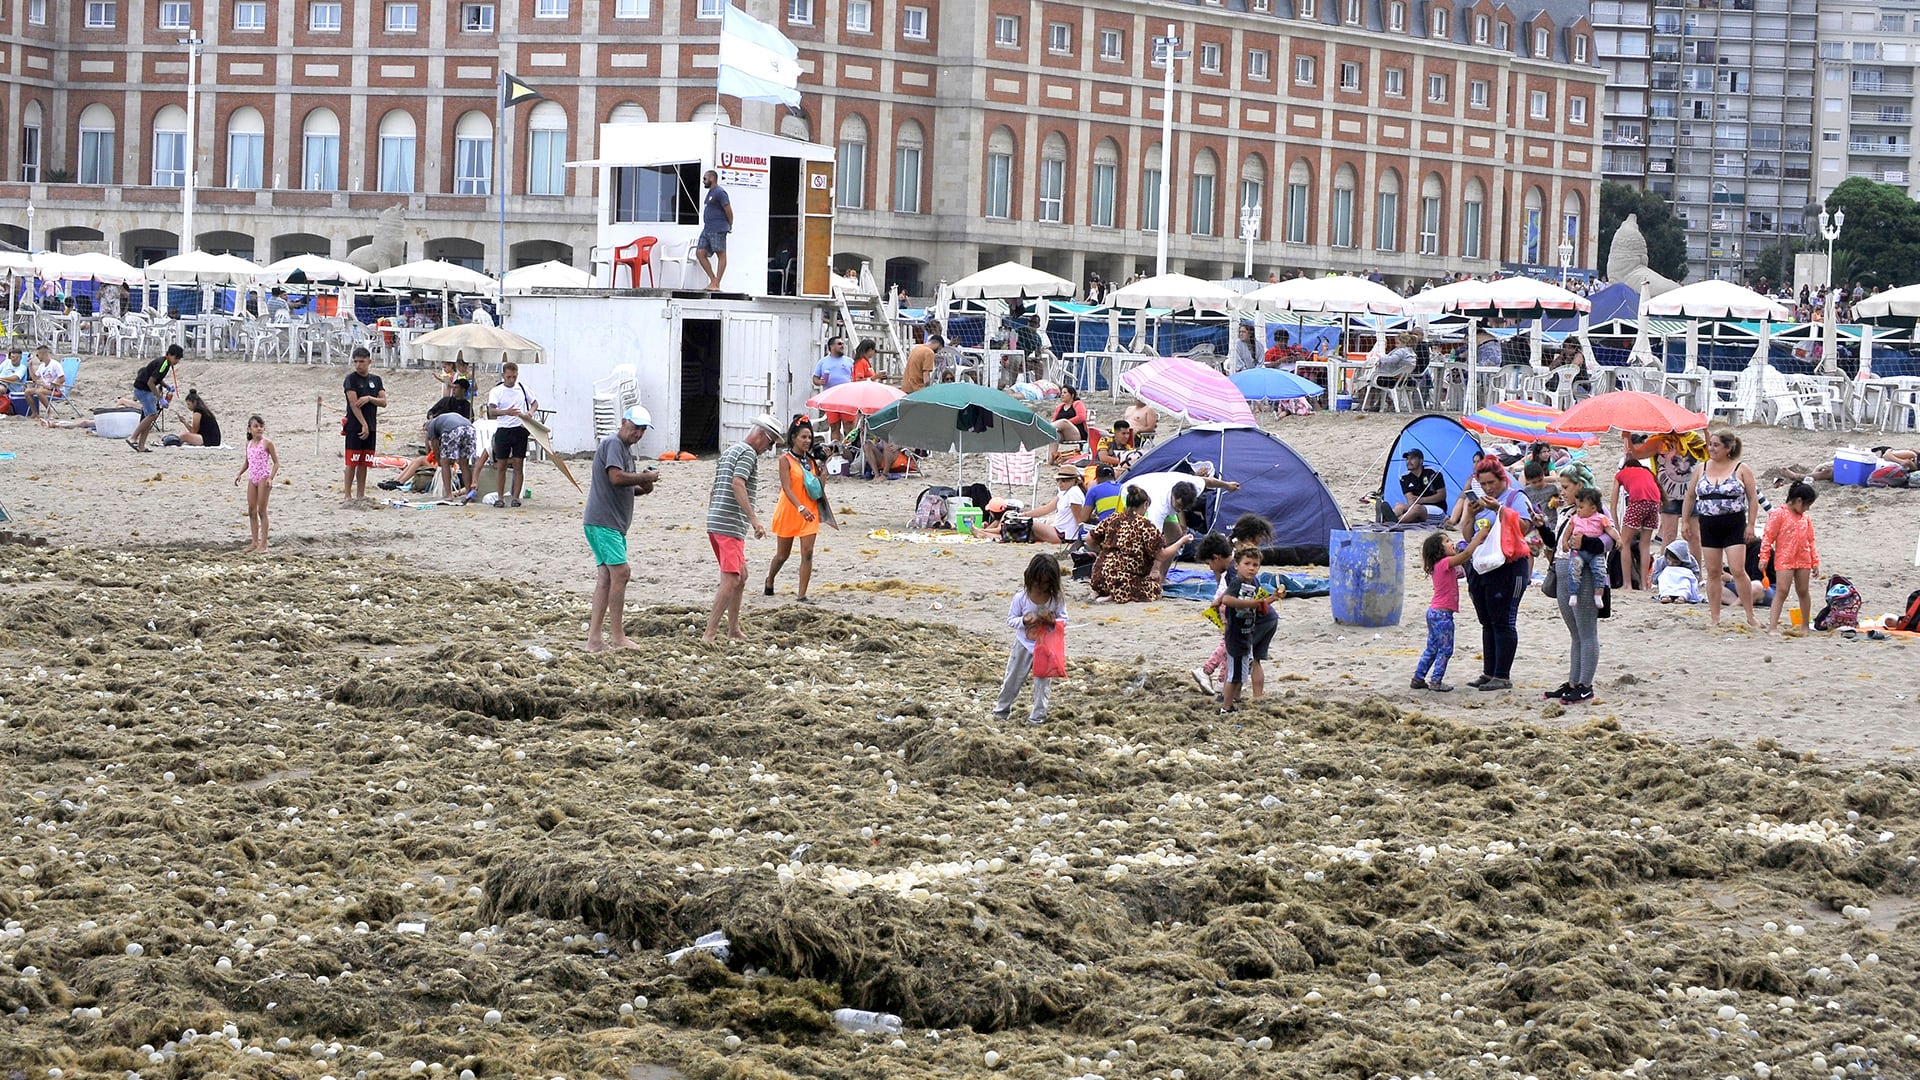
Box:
[346,205,407,272]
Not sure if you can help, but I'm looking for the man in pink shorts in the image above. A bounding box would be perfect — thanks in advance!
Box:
[703,413,783,642]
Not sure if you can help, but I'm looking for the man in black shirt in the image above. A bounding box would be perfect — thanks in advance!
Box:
[127,344,183,453]
[1392,449,1448,524]
[342,346,387,503]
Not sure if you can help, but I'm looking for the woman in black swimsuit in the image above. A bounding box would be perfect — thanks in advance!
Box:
[174,389,222,447]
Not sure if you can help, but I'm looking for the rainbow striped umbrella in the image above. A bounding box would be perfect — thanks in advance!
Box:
[1460,399,1598,448]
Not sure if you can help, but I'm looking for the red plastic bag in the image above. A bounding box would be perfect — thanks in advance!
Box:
[1498,507,1531,562]
[1032,621,1066,680]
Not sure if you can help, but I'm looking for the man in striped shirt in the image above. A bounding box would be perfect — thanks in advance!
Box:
[703,413,784,643]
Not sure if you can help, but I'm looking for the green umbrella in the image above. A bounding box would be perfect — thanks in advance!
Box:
[867,383,1058,491]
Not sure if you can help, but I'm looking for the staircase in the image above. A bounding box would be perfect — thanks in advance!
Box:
[831,263,907,379]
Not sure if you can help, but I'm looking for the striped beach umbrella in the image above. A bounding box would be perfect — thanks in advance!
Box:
[1460,399,1598,448]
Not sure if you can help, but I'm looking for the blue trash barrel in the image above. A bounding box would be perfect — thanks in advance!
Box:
[1329,526,1405,627]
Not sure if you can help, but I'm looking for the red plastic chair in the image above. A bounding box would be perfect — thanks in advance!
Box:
[612,236,659,288]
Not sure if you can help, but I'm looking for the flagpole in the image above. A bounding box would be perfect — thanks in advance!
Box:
[496,70,506,311]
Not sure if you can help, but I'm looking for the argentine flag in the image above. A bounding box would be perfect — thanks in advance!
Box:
[719,5,801,108]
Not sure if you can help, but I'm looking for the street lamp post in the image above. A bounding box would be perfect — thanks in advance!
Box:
[1152,25,1188,278]
[180,30,204,256]
[1557,239,1574,288]
[24,202,33,252]
[1819,207,1844,330]
[1239,201,1261,279]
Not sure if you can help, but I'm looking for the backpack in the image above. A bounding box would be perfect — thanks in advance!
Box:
[1869,464,1910,488]
[1892,589,1920,633]
[1813,574,1863,631]
[911,485,958,529]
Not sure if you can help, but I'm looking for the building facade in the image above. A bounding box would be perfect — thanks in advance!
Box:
[0,0,1605,297]
[1816,0,1920,210]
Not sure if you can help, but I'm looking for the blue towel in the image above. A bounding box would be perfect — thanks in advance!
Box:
[1161,567,1330,601]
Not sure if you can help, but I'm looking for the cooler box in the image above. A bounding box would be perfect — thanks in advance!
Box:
[1833,448,1876,487]
[1335,395,1354,411]
[91,408,140,440]
[953,506,984,534]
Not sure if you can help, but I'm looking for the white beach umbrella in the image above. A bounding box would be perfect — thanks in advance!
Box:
[1850,283,1920,319]
[368,259,496,293]
[1243,274,1408,316]
[257,254,371,286]
[1105,273,1239,311]
[147,250,265,286]
[946,261,1075,301]
[34,250,145,285]
[503,260,591,294]
[1642,279,1791,320]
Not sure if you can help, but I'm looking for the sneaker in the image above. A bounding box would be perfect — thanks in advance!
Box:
[1191,667,1216,694]
[1026,714,1047,726]
[990,709,1010,721]
[1476,677,1512,691]
[377,479,403,490]
[510,498,523,507]
[1410,677,1429,690]
[1563,684,1595,705]
[1467,674,1491,689]
[1542,682,1573,701]
[1428,680,1454,692]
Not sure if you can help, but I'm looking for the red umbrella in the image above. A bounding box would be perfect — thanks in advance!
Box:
[1548,391,1708,435]
[806,381,906,415]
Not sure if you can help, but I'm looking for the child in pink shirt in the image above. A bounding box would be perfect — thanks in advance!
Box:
[1761,481,1820,635]
[1412,528,1486,692]
[1558,486,1622,588]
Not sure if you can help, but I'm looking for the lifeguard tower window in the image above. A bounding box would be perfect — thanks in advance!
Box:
[612,162,702,224]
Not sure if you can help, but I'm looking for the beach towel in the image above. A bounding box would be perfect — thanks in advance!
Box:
[1161,567,1330,603]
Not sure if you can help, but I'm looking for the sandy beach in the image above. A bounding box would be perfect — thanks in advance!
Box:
[1,356,1918,1078]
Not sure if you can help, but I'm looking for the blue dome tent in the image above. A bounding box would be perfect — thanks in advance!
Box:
[1377,414,1482,521]
[1125,424,1347,561]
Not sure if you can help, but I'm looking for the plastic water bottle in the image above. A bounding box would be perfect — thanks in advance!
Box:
[831,1009,902,1036]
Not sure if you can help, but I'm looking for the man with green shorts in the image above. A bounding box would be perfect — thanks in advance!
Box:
[584,406,660,651]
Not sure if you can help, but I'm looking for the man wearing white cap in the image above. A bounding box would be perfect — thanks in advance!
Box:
[704,413,782,642]
[584,406,660,651]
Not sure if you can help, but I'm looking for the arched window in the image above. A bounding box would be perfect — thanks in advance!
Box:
[377,110,416,193]
[1561,190,1584,265]
[1374,167,1401,252]
[1239,153,1267,238]
[454,111,492,195]
[893,120,923,214]
[78,103,118,185]
[301,107,339,191]
[778,113,810,140]
[1189,150,1217,235]
[688,102,731,124]
[1285,158,1312,244]
[227,106,265,190]
[1090,137,1120,228]
[1331,164,1357,248]
[1140,141,1162,231]
[1419,173,1444,255]
[837,113,868,209]
[985,125,1015,219]
[1462,177,1485,260]
[1523,186,1545,264]
[152,104,188,188]
[21,100,43,183]
[609,102,648,124]
[527,101,567,196]
[1038,132,1068,223]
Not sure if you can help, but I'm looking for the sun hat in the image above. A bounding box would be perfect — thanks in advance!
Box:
[623,405,652,428]
[749,413,784,441]
[1055,467,1080,481]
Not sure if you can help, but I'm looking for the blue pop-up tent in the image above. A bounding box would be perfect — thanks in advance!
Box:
[1377,414,1482,515]
[1126,424,1347,560]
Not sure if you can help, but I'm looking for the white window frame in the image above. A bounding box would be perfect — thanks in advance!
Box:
[1048,22,1071,55]
[153,126,188,188]
[1344,0,1360,24]
[1286,181,1309,243]
[1332,186,1355,248]
[1427,74,1448,103]
[158,0,191,29]
[528,126,567,195]
[233,0,265,29]
[1469,79,1489,108]
[1339,61,1360,91]
[1419,196,1441,255]
[534,0,566,18]
[1200,42,1221,74]
[85,0,116,28]
[1384,68,1405,97]
[845,0,870,33]
[1496,22,1508,49]
[1574,35,1587,62]
[986,152,1013,219]
[302,132,339,190]
[1375,190,1398,252]
[614,0,648,16]
[378,132,415,193]
[462,2,493,31]
[385,1,416,32]
[1474,14,1488,43]
[1389,1,1405,30]
[1570,97,1587,124]
[1099,29,1121,60]
[1431,6,1448,37]
[1463,199,1483,259]
[1190,170,1215,235]
[1248,49,1269,81]
[454,135,491,195]
[1141,168,1162,231]
[901,5,926,40]
[28,0,45,24]
[1038,156,1066,223]
[228,130,264,189]
[1294,55,1316,85]
[1090,161,1116,228]
[893,144,921,213]
[696,0,724,18]
[837,135,866,209]
[309,0,340,30]
[993,14,1019,47]
[785,0,811,26]
[1298,0,1314,16]
[78,127,114,185]
[20,123,41,182]
[1534,27,1549,58]
[1529,89,1549,119]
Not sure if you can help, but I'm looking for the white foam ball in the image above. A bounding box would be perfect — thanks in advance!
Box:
[482,1009,501,1026]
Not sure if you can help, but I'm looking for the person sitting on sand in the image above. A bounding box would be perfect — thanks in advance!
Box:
[1652,538,1704,604]
[166,389,222,447]
[1085,485,1183,603]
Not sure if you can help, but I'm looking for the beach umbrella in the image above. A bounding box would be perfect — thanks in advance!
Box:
[412,322,546,366]
[1642,279,1792,321]
[147,250,264,286]
[1229,366,1325,401]
[1547,390,1708,435]
[806,381,904,415]
[257,254,370,286]
[945,261,1075,301]
[1243,274,1408,316]
[1461,399,1598,448]
[867,383,1058,490]
[368,259,495,293]
[1408,277,1591,410]
[1120,355,1257,425]
[1106,273,1239,312]
[1850,283,1920,319]
[33,250,145,285]
[503,260,590,294]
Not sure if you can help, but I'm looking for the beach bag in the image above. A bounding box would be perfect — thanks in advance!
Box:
[1868,464,1909,488]
[1539,557,1562,599]
[1068,540,1096,581]
[911,485,957,529]
[999,514,1033,543]
[1032,621,1066,679]
[1892,589,1920,633]
[1498,508,1531,561]
[1813,574,1863,631]
[800,459,824,501]
[1471,514,1507,574]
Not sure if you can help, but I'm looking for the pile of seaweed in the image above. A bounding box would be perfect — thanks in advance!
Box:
[0,546,1915,1080]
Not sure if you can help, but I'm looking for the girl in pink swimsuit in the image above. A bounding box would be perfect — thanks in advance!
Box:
[233,415,280,553]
